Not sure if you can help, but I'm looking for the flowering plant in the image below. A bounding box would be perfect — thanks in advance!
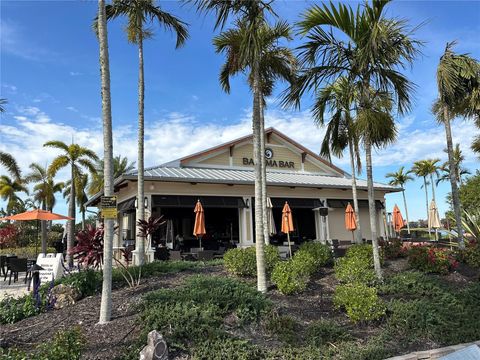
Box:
[408,245,458,274]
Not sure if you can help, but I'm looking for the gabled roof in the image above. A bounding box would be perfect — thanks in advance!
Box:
[173,127,346,176]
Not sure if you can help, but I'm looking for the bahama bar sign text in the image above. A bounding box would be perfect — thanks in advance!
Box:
[242,158,295,169]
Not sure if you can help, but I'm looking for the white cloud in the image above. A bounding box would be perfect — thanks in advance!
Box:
[66,106,79,112]
[1,83,17,94]
[69,71,82,76]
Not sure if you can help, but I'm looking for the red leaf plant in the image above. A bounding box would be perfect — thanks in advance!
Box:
[70,225,104,269]
[0,224,19,249]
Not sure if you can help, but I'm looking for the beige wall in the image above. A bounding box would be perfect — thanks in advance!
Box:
[327,207,384,241]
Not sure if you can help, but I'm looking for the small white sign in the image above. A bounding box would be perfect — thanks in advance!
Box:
[36,253,64,284]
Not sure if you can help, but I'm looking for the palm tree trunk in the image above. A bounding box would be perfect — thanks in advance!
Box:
[365,140,382,281]
[81,209,86,230]
[443,110,464,248]
[252,63,267,293]
[260,99,269,245]
[402,190,411,234]
[67,164,76,268]
[136,32,146,265]
[41,202,47,254]
[98,0,114,324]
[430,174,436,202]
[424,177,430,233]
[348,140,362,244]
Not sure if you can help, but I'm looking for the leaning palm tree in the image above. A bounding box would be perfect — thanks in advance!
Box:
[63,174,89,230]
[97,0,115,324]
[101,0,188,266]
[198,0,277,292]
[44,141,98,267]
[88,155,135,196]
[0,175,29,215]
[289,0,421,280]
[25,163,64,253]
[0,151,21,180]
[312,76,363,243]
[433,41,480,248]
[386,167,414,234]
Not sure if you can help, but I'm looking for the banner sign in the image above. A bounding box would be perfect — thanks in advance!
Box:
[36,253,64,284]
[101,195,118,219]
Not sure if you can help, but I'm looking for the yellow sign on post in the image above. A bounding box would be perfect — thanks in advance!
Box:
[101,196,118,219]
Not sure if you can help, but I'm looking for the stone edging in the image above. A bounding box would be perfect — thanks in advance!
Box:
[385,340,480,360]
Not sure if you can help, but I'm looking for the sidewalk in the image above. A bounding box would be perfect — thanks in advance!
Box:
[0,276,30,299]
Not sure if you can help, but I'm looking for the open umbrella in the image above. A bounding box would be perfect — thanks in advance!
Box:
[281,202,294,258]
[0,209,73,257]
[193,200,206,249]
[345,203,356,242]
[266,197,276,236]
[392,204,406,235]
[428,200,441,241]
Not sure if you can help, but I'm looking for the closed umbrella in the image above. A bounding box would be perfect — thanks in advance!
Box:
[165,219,174,249]
[428,200,441,241]
[0,209,73,257]
[392,204,406,235]
[281,202,294,258]
[193,200,206,249]
[267,197,276,236]
[345,203,356,242]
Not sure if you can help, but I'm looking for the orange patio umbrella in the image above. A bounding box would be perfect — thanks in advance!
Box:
[193,200,206,249]
[0,209,73,257]
[281,202,294,258]
[345,203,357,242]
[392,204,405,234]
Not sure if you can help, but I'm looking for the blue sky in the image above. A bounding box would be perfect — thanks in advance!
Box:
[1,0,479,222]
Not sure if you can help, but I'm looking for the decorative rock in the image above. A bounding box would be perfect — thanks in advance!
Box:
[50,284,81,309]
[139,330,168,360]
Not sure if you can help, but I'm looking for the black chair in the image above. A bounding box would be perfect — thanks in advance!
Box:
[3,255,17,281]
[5,257,29,285]
[0,255,7,276]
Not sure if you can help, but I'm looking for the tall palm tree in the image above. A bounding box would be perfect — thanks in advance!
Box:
[204,0,279,293]
[44,141,98,267]
[0,151,21,180]
[311,76,363,243]
[88,155,135,196]
[63,174,89,230]
[436,144,470,186]
[97,0,115,324]
[102,0,188,266]
[411,159,440,232]
[290,0,420,280]
[0,175,29,215]
[433,41,480,248]
[386,167,414,234]
[25,163,64,253]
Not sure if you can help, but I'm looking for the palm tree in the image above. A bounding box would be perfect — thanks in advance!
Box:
[0,175,29,215]
[386,167,414,234]
[0,151,21,180]
[102,0,188,266]
[290,0,420,280]
[433,41,480,248]
[63,174,89,230]
[25,163,64,253]
[203,0,279,293]
[44,141,98,267]
[411,159,441,232]
[88,155,135,196]
[311,76,363,243]
[436,144,470,186]
[97,0,115,324]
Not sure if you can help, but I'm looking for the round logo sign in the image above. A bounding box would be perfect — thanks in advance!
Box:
[265,148,274,159]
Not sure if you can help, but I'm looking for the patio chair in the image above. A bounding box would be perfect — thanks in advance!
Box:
[3,255,17,281]
[190,247,203,253]
[5,257,29,285]
[0,255,7,276]
[197,250,215,261]
[169,250,182,261]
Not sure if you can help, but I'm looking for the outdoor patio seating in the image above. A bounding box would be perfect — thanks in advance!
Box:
[5,257,29,285]
[0,255,7,276]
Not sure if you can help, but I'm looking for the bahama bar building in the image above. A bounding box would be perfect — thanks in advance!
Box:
[86,128,398,262]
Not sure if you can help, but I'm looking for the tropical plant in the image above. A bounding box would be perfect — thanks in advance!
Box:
[25,163,64,253]
[97,0,115,324]
[436,144,470,186]
[462,209,480,242]
[0,151,21,180]
[44,141,98,267]
[411,159,441,230]
[70,225,104,269]
[88,155,135,196]
[289,0,421,280]
[432,41,480,248]
[386,166,414,234]
[63,174,89,230]
[0,175,29,215]
[101,0,188,266]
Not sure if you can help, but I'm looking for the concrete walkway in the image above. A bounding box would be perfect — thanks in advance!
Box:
[0,275,30,299]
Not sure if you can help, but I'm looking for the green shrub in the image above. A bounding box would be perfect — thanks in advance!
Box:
[192,338,265,360]
[333,336,394,360]
[59,269,103,297]
[380,238,406,259]
[271,260,310,295]
[306,319,350,346]
[457,240,480,268]
[334,283,386,323]
[298,242,332,269]
[334,256,376,285]
[223,245,280,277]
[378,271,445,297]
[264,314,298,344]
[407,246,458,274]
[264,346,325,360]
[345,244,383,266]
[291,249,317,276]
